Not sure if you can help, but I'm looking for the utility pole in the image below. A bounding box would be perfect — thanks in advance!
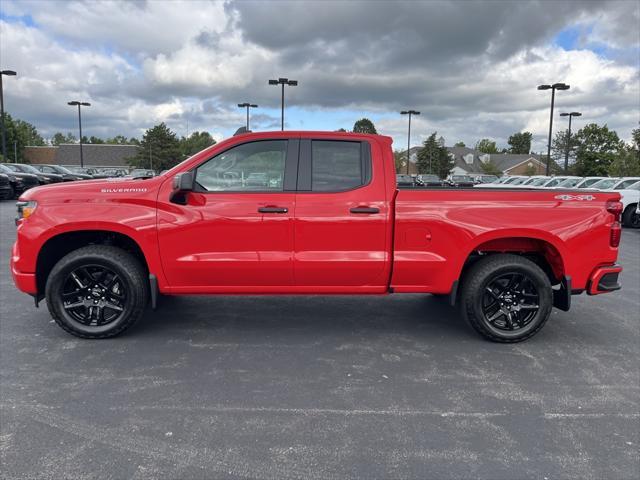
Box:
[401,110,420,174]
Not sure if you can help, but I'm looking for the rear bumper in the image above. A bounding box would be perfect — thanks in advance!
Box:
[587,265,622,295]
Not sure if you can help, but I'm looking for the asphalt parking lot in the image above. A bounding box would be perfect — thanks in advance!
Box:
[0,198,638,480]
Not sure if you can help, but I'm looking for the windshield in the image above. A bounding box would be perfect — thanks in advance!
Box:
[590,179,618,190]
[628,181,640,191]
[613,178,640,189]
[452,175,471,181]
[503,177,522,184]
[0,164,14,174]
[577,178,604,188]
[556,178,582,188]
[53,165,73,174]
[68,167,87,174]
[529,177,550,186]
[479,175,497,183]
[509,177,529,185]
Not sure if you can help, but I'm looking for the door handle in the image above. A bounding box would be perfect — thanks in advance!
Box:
[350,206,380,214]
[258,206,288,214]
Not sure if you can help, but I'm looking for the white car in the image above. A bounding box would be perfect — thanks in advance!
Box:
[474,175,527,188]
[589,178,621,191]
[574,176,608,189]
[618,181,640,228]
[542,176,582,188]
[554,177,585,189]
[611,177,640,190]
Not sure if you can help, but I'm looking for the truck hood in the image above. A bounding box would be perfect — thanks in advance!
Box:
[19,176,164,203]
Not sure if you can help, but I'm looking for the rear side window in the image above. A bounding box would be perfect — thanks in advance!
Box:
[311,140,369,192]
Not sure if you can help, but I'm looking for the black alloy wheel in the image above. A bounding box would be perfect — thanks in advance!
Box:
[482,273,539,333]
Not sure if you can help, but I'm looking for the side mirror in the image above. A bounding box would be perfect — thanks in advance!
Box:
[170,171,195,205]
[172,171,195,192]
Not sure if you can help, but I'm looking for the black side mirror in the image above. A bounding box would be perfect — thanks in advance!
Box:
[170,171,195,205]
[172,171,195,192]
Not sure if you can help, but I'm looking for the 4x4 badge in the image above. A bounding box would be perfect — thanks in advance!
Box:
[554,194,595,201]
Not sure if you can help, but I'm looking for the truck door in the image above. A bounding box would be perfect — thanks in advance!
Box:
[293,138,391,291]
[157,138,299,290]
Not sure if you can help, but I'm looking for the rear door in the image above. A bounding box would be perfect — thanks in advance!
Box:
[292,138,391,291]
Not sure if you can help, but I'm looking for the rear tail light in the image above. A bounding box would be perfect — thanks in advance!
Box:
[610,221,621,247]
[606,200,623,221]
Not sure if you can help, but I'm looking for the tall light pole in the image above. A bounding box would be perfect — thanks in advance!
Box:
[0,69,17,161]
[559,111,581,172]
[538,82,570,175]
[237,102,258,130]
[268,78,297,130]
[67,101,91,167]
[401,110,420,174]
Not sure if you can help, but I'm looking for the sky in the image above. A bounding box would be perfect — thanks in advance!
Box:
[0,0,638,153]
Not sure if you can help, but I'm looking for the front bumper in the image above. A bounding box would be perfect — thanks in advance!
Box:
[10,242,37,295]
[587,264,622,295]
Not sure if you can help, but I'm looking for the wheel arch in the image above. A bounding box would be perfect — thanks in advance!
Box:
[36,229,150,296]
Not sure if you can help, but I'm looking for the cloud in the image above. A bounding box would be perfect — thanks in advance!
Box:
[0,0,637,151]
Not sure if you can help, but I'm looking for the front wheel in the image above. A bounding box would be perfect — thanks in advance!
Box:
[45,245,149,338]
[459,254,553,343]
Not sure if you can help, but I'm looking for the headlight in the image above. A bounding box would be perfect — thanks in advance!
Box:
[16,201,37,223]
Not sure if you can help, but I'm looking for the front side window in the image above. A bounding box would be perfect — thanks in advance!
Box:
[311,141,365,191]
[196,140,287,192]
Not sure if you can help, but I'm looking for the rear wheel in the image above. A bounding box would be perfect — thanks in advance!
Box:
[622,204,640,228]
[45,245,148,338]
[460,254,553,343]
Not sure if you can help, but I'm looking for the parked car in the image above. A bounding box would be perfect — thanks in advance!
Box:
[99,168,129,178]
[128,169,156,179]
[611,177,640,190]
[396,174,415,187]
[539,176,581,188]
[473,175,499,185]
[553,177,584,189]
[446,174,475,187]
[0,164,39,195]
[3,163,64,185]
[12,130,623,343]
[0,172,13,199]
[574,177,608,189]
[617,181,640,228]
[419,174,444,186]
[590,178,621,191]
[64,166,108,178]
[475,175,528,188]
[34,164,92,181]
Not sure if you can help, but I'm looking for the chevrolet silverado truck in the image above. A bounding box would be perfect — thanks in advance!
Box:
[11,131,624,342]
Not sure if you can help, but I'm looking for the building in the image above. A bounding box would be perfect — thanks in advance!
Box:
[403,146,546,176]
[23,144,140,168]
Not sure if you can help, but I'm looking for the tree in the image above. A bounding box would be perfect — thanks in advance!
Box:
[551,129,580,171]
[127,123,182,171]
[417,132,454,178]
[393,149,406,173]
[352,118,377,134]
[105,135,140,145]
[507,131,532,154]
[572,123,623,176]
[0,112,45,162]
[51,132,77,145]
[88,136,105,144]
[475,138,499,154]
[454,141,466,147]
[179,131,216,157]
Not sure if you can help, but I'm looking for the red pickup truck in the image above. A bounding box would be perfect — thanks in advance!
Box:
[11,131,623,342]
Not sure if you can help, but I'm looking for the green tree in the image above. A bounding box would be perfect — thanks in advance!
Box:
[88,136,105,144]
[417,132,454,178]
[105,135,140,145]
[551,129,580,171]
[51,132,77,145]
[352,118,377,134]
[127,123,182,171]
[393,149,407,173]
[180,131,216,157]
[507,131,532,154]
[0,112,46,162]
[475,138,499,154]
[572,123,623,176]
[454,141,466,147]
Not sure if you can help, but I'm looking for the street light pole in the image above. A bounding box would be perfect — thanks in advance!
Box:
[67,101,91,167]
[237,103,258,130]
[560,111,582,172]
[400,110,420,174]
[268,78,298,131]
[0,69,17,161]
[538,82,570,175]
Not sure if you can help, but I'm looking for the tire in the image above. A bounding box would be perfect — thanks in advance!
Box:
[459,254,553,343]
[622,204,640,228]
[45,245,149,339]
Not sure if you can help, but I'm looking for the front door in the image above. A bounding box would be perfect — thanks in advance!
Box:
[157,138,299,291]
